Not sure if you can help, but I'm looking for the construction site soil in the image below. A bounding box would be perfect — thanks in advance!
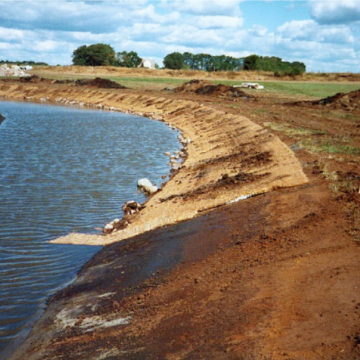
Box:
[1,75,360,360]
[174,79,249,99]
[19,75,126,89]
[295,89,360,112]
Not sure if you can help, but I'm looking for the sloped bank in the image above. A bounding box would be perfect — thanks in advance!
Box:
[0,81,308,246]
[4,80,360,360]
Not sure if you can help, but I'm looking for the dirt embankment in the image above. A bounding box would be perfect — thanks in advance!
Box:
[2,78,360,360]
[0,80,307,246]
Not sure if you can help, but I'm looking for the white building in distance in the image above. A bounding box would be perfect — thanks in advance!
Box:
[139,59,156,69]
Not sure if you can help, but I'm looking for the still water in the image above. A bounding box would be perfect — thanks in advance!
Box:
[0,100,180,355]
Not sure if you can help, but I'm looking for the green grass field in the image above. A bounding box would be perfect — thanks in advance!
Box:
[258,82,360,99]
[212,80,360,99]
[32,68,360,99]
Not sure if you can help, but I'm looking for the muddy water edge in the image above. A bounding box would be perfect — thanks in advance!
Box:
[0,99,182,358]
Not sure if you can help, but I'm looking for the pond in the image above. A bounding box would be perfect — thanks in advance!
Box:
[0,100,180,356]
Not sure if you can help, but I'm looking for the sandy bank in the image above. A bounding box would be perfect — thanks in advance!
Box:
[0,81,308,246]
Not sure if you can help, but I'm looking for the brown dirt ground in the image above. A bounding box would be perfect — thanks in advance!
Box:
[295,89,360,111]
[174,79,249,100]
[3,73,360,360]
[75,77,126,89]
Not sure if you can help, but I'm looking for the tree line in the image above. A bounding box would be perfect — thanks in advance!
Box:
[0,60,48,66]
[242,54,306,76]
[71,43,306,75]
[72,44,146,68]
[164,52,306,75]
[163,52,244,72]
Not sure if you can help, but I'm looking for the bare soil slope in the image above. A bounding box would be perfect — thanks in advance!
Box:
[1,74,360,360]
[0,80,307,245]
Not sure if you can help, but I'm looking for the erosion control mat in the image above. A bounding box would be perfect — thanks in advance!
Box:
[0,82,308,245]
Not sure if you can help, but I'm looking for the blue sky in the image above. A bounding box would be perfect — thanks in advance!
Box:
[0,0,359,72]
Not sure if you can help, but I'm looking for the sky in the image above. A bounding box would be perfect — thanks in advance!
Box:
[0,0,360,72]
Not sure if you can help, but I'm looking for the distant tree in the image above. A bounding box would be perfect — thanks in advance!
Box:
[182,52,243,72]
[244,54,260,71]
[72,45,88,66]
[0,60,48,66]
[72,44,116,66]
[290,61,306,75]
[183,52,195,69]
[244,54,306,75]
[163,52,184,70]
[116,51,142,68]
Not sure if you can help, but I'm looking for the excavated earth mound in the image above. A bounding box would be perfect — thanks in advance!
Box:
[175,79,249,99]
[19,75,53,83]
[195,83,248,98]
[296,89,360,111]
[75,77,126,89]
[174,79,213,93]
[19,75,74,85]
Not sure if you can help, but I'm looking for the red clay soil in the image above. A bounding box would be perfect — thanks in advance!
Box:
[8,173,360,360]
[4,79,360,360]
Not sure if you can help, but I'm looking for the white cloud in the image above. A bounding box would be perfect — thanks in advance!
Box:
[196,15,243,29]
[0,1,157,33]
[309,0,360,25]
[0,27,26,41]
[34,40,60,52]
[277,20,355,44]
[0,0,359,72]
[160,0,242,16]
[160,25,223,47]
[249,25,268,37]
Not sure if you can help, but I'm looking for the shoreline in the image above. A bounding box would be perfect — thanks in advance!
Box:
[0,98,181,359]
[0,81,308,247]
[3,77,360,359]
